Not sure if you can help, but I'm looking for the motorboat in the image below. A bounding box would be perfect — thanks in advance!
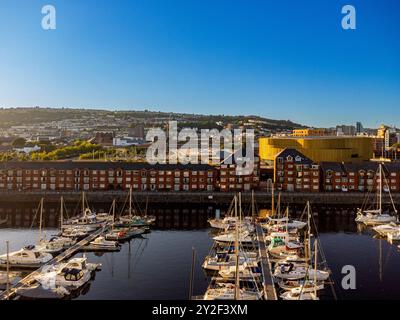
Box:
[82,236,121,251]
[35,257,98,290]
[105,227,145,241]
[34,256,100,290]
[0,245,53,269]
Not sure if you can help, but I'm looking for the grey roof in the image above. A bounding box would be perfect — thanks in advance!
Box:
[0,161,215,171]
[275,148,313,165]
[342,162,379,173]
[320,162,345,173]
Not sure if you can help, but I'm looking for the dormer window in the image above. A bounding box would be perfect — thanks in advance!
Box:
[287,155,293,162]
[295,156,302,162]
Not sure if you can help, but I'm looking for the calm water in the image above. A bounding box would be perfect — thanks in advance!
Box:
[1,209,400,300]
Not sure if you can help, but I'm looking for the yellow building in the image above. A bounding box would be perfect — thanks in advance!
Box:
[377,124,389,138]
[292,128,325,137]
[259,136,374,163]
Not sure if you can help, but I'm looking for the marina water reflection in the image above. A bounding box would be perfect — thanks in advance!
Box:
[1,202,400,300]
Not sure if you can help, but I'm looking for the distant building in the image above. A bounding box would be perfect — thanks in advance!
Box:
[93,132,114,146]
[292,128,325,137]
[336,125,356,136]
[373,125,398,157]
[13,145,41,154]
[113,137,145,147]
[129,125,145,139]
[356,122,364,134]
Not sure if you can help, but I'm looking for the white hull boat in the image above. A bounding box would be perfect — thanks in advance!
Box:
[83,236,121,251]
[274,266,330,281]
[373,223,400,237]
[204,283,262,300]
[0,245,53,269]
[363,214,397,226]
[202,254,258,271]
[213,231,253,244]
[280,290,319,300]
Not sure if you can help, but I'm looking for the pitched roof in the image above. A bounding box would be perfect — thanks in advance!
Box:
[275,148,313,165]
[320,162,345,173]
[0,161,215,171]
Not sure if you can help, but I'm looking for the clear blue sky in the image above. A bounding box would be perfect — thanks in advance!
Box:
[0,0,399,128]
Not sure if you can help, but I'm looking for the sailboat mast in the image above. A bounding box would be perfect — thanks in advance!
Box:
[60,196,64,229]
[271,184,275,216]
[189,247,196,300]
[251,190,255,220]
[129,186,132,217]
[379,164,382,214]
[314,239,318,297]
[6,240,10,300]
[39,198,43,243]
[307,202,311,259]
[234,195,240,300]
[82,191,85,216]
[286,207,289,232]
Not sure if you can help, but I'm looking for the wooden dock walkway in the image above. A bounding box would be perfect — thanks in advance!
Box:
[0,226,109,300]
[255,223,277,301]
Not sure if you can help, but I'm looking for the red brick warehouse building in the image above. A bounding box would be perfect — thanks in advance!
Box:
[274,148,320,192]
[0,162,217,192]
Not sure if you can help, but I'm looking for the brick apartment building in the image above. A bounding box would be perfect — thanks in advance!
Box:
[219,152,260,192]
[321,161,400,193]
[0,162,217,192]
[274,148,320,192]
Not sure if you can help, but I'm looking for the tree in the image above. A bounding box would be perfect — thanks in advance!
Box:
[11,137,26,148]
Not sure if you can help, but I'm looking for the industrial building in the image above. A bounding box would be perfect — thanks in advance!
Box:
[259,136,374,164]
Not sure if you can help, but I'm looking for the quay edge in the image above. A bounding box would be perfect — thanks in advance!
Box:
[0,191,399,206]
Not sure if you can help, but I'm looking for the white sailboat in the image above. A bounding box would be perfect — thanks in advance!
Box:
[204,194,262,300]
[356,163,397,226]
[63,192,104,231]
[39,197,76,254]
[105,199,145,242]
[118,187,154,227]
[280,240,325,300]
